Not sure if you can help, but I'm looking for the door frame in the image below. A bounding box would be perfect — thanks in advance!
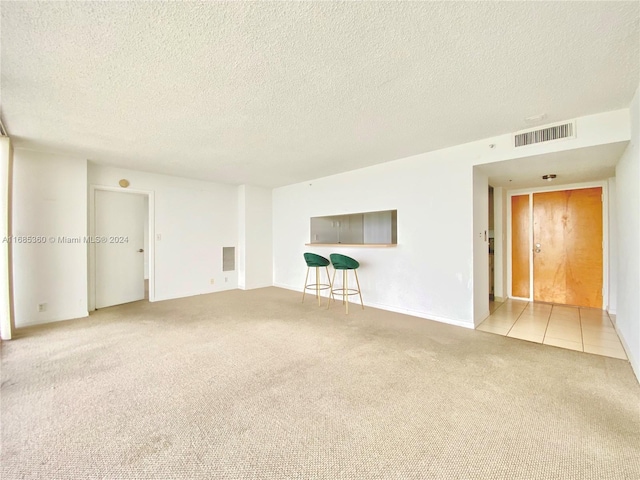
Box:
[506,180,609,309]
[88,185,155,311]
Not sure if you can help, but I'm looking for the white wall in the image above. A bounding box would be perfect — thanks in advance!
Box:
[237,187,246,288]
[274,153,476,328]
[614,85,640,380]
[12,149,88,327]
[88,164,238,305]
[607,177,617,315]
[473,167,489,325]
[493,186,507,301]
[0,137,14,338]
[273,109,630,329]
[143,195,149,280]
[237,185,273,290]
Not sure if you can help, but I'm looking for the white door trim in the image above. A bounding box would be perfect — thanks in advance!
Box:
[88,185,155,311]
[506,180,608,309]
[0,138,12,339]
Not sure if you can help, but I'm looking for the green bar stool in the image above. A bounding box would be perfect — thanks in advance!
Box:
[328,253,364,314]
[302,253,333,306]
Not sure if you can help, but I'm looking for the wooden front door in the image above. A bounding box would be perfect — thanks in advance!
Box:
[533,187,603,308]
[511,194,530,298]
[511,187,603,308]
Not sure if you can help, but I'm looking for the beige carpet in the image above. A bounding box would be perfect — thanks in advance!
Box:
[1,287,639,479]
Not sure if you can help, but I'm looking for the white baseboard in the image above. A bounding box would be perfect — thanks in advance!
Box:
[614,323,639,385]
[17,310,89,329]
[273,282,304,292]
[366,300,475,329]
[475,309,491,327]
[152,285,237,303]
[273,283,475,329]
[239,283,274,291]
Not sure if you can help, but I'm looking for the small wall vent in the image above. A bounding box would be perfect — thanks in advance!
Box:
[222,247,235,272]
[514,121,575,148]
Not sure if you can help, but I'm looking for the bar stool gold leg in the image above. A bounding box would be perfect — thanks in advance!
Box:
[302,267,310,303]
[316,266,321,306]
[328,268,337,309]
[354,269,364,309]
[326,266,334,303]
[345,270,349,314]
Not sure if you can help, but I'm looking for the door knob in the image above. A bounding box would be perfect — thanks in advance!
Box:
[138,249,144,253]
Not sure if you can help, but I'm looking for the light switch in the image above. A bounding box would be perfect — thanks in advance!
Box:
[156,233,162,241]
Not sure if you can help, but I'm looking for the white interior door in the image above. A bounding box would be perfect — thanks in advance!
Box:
[95,190,145,308]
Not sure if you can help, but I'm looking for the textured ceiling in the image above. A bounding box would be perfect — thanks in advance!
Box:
[1,2,639,187]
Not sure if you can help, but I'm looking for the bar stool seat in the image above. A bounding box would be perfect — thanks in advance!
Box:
[328,253,364,314]
[302,253,333,306]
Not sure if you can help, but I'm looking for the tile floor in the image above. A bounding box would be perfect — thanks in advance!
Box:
[478,299,627,360]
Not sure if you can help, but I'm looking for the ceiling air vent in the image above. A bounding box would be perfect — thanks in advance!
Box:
[514,121,575,148]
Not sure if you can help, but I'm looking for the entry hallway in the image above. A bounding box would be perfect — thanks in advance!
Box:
[478,300,627,360]
[1,288,639,479]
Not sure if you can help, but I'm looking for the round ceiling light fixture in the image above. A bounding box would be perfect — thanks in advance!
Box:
[542,174,557,181]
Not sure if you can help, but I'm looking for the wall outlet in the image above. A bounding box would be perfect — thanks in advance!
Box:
[156,233,162,241]
[37,303,47,312]
[225,277,228,282]
[210,278,215,284]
